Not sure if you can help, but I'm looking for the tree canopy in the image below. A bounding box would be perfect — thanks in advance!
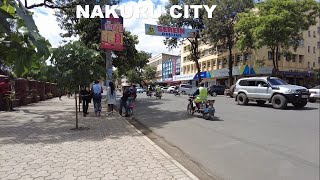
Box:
[50,41,105,92]
[235,0,320,73]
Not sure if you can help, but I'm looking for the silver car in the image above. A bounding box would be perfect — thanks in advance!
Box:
[233,77,310,109]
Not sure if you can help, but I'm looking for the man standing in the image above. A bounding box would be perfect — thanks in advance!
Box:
[119,86,130,117]
[92,80,103,116]
[80,85,91,117]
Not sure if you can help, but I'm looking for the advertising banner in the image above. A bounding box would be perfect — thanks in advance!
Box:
[212,66,240,78]
[145,24,199,38]
[101,15,124,51]
[173,74,194,81]
[172,57,177,76]
[193,71,211,80]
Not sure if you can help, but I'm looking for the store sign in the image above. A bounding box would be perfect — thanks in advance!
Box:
[101,15,124,51]
[145,24,199,38]
[212,67,240,78]
[173,74,194,81]
[255,67,273,75]
[193,71,211,80]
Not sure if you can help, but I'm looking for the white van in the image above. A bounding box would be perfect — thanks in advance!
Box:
[179,84,197,95]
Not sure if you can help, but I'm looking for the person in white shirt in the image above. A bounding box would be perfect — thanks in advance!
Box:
[107,81,116,115]
[91,80,103,116]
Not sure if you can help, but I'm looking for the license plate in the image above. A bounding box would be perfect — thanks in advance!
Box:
[302,95,308,98]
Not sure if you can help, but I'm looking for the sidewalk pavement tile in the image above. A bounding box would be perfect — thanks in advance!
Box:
[0,96,198,180]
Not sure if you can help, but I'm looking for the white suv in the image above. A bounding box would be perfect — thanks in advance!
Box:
[233,77,310,109]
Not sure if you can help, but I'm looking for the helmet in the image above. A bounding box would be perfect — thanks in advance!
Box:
[199,82,204,87]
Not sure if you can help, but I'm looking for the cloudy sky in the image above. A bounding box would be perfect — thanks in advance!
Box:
[29,0,181,58]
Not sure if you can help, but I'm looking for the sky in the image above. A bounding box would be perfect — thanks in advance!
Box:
[29,0,181,58]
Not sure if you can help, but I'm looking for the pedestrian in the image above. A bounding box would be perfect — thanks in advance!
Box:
[91,80,103,116]
[107,81,116,115]
[80,85,91,117]
[119,86,130,117]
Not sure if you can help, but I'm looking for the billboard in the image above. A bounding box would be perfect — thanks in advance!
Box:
[145,24,199,38]
[101,15,124,51]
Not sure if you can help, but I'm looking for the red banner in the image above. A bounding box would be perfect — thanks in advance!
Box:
[172,57,177,75]
[101,15,124,51]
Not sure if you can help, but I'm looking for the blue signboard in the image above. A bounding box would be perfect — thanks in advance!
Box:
[145,24,199,38]
[193,71,211,80]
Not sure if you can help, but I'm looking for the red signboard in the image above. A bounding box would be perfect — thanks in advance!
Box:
[172,57,177,76]
[101,15,124,51]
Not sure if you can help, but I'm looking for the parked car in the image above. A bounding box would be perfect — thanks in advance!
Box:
[208,85,229,96]
[136,88,144,93]
[179,84,197,95]
[233,76,310,109]
[167,86,176,93]
[161,87,168,93]
[224,84,236,98]
[308,85,320,103]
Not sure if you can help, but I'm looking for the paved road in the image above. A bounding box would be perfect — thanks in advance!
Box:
[132,93,320,180]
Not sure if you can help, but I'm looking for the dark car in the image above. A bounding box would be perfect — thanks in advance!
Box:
[224,84,236,98]
[208,85,229,96]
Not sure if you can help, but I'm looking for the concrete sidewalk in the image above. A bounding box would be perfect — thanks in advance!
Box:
[0,96,198,180]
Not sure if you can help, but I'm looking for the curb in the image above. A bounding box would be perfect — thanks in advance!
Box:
[113,104,198,180]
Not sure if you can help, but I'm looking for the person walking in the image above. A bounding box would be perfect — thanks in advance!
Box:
[119,86,130,117]
[80,85,91,117]
[91,80,103,116]
[106,81,116,115]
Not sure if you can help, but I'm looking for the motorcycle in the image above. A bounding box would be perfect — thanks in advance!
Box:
[173,90,180,96]
[155,92,162,99]
[146,91,153,97]
[187,97,215,120]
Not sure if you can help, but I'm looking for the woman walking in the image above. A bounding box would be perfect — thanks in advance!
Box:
[107,81,117,115]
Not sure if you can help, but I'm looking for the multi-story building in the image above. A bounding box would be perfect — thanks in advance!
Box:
[147,53,180,84]
[179,17,320,87]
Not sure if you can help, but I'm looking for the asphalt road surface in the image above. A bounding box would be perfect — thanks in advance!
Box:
[132,92,319,180]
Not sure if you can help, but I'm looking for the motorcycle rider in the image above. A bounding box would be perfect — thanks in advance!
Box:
[192,82,208,109]
[155,85,161,97]
[173,85,179,95]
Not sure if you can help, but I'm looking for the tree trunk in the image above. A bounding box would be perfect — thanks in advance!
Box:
[228,42,233,87]
[275,46,280,73]
[194,36,202,84]
[75,91,78,129]
[271,48,276,76]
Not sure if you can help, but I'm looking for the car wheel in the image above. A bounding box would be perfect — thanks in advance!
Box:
[187,103,194,115]
[237,93,249,105]
[271,94,287,109]
[211,92,217,97]
[308,98,316,103]
[293,100,308,108]
[182,91,186,95]
[256,100,266,105]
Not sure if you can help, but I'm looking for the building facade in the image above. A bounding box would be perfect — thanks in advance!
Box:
[179,17,320,87]
[147,53,180,83]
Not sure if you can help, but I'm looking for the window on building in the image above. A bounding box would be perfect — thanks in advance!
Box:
[237,55,241,62]
[191,65,193,71]
[299,40,304,47]
[299,55,304,62]
[308,46,310,53]
[183,57,186,62]
[314,47,316,53]
[308,31,311,37]
[244,53,251,61]
[208,61,211,68]
[308,62,310,68]
[313,62,315,67]
[318,42,320,49]
[268,51,273,60]
[218,60,222,65]
[318,57,320,64]
[292,54,296,62]
[223,58,227,64]
[318,27,320,34]
[314,31,316,37]
[213,60,216,66]
[184,46,187,52]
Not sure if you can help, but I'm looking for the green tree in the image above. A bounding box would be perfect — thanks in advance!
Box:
[143,65,157,81]
[50,41,105,92]
[0,0,51,77]
[204,0,254,86]
[158,0,206,84]
[126,69,142,84]
[235,0,320,75]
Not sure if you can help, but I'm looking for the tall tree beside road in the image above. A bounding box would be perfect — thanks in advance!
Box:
[235,0,320,75]
[143,65,157,82]
[158,0,206,84]
[204,0,254,86]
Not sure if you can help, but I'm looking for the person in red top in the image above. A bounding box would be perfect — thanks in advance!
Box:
[0,78,12,111]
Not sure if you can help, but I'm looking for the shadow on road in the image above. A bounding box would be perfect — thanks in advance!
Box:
[0,98,143,145]
[246,102,319,111]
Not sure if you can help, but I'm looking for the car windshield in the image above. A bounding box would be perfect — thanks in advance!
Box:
[268,78,288,85]
[311,85,320,89]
